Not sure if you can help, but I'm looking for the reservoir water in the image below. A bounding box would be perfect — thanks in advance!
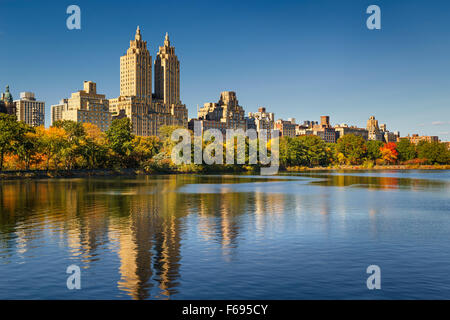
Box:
[0,170,449,299]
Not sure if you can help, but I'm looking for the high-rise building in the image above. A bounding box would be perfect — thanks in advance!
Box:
[62,81,112,132]
[51,99,68,125]
[120,26,152,102]
[110,27,187,136]
[154,33,180,106]
[197,91,246,131]
[14,92,45,127]
[367,116,383,141]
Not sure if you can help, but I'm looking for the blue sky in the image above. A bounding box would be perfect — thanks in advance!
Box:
[1,0,449,140]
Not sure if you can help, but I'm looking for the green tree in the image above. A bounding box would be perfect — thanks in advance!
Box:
[366,140,383,161]
[279,137,304,167]
[0,114,23,171]
[106,118,134,166]
[396,138,417,162]
[298,135,329,167]
[336,134,367,165]
[416,141,449,164]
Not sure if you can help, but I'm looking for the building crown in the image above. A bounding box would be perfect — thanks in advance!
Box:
[2,85,13,103]
[135,25,141,41]
[164,32,170,46]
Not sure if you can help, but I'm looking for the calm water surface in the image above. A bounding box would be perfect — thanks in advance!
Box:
[0,170,449,299]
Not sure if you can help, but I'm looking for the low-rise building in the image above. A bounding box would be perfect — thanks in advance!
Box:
[188,119,228,135]
[402,134,439,144]
[334,124,369,140]
[62,81,112,132]
[275,119,296,137]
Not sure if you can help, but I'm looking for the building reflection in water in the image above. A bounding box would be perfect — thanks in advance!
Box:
[1,173,447,299]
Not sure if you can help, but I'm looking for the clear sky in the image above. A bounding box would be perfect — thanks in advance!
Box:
[1,0,449,140]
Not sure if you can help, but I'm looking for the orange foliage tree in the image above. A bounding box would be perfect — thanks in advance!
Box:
[380,142,398,164]
[35,126,68,170]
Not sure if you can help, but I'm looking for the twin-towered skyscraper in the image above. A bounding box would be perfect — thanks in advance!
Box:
[110,26,187,136]
[51,26,187,134]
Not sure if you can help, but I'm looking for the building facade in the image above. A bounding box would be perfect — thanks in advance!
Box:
[402,134,439,144]
[367,116,384,141]
[51,99,68,126]
[334,124,369,140]
[110,27,187,136]
[188,119,228,135]
[248,107,274,137]
[14,92,45,127]
[62,81,112,132]
[309,116,337,143]
[197,91,246,131]
[154,33,180,106]
[275,119,296,138]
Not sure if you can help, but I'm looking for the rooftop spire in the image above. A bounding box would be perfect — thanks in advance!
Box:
[164,32,170,46]
[2,85,13,102]
[135,25,141,41]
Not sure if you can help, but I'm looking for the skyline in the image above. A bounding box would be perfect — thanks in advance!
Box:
[1,0,450,140]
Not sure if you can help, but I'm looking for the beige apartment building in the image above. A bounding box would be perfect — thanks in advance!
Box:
[334,124,369,140]
[248,107,274,136]
[402,134,439,144]
[154,33,180,106]
[51,99,68,125]
[367,116,384,141]
[14,92,45,127]
[110,27,187,136]
[62,81,112,132]
[197,91,246,131]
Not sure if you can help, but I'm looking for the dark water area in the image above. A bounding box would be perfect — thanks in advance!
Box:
[0,170,449,299]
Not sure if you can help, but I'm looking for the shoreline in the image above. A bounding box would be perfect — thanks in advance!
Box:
[284,164,450,171]
[0,165,449,180]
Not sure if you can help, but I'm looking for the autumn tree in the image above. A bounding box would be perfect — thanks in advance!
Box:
[380,142,398,164]
[81,123,108,169]
[15,125,38,170]
[35,126,68,170]
[52,120,85,169]
[131,135,161,167]
[336,134,367,165]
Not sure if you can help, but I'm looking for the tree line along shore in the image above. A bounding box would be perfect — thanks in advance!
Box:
[0,113,449,178]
